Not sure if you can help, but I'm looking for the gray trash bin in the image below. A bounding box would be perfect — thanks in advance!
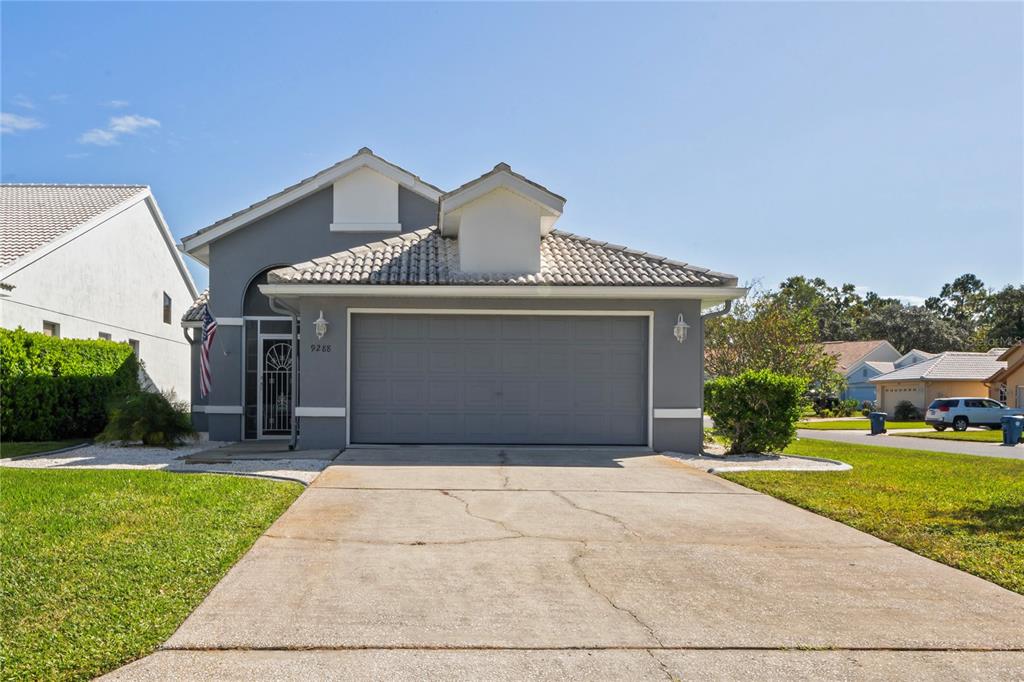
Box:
[869,411,887,435]
[1001,415,1023,446]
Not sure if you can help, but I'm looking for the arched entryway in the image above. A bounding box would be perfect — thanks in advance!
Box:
[242,267,295,440]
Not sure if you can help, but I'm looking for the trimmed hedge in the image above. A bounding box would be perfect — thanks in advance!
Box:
[704,370,807,455]
[1,328,139,441]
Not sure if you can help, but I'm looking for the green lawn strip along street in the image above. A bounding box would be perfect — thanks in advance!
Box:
[721,439,1024,595]
[0,468,302,681]
[797,419,926,431]
[893,429,1018,443]
[1,440,90,459]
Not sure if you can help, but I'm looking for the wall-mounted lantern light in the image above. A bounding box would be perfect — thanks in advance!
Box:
[314,310,329,340]
[673,313,690,344]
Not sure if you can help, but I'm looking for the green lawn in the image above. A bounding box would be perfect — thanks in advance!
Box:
[0,468,302,681]
[797,419,927,430]
[1,440,89,459]
[893,429,1016,443]
[721,439,1024,594]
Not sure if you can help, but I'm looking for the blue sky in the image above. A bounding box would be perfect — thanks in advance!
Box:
[2,2,1021,298]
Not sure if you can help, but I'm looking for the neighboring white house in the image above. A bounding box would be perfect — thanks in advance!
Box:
[0,184,197,397]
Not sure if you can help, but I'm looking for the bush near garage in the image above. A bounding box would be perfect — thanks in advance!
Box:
[97,390,196,447]
[894,400,921,421]
[0,327,139,441]
[705,370,807,455]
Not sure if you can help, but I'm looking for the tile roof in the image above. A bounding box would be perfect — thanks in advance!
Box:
[871,352,1007,383]
[863,361,895,374]
[1,184,148,268]
[182,289,209,322]
[822,340,890,372]
[267,227,738,287]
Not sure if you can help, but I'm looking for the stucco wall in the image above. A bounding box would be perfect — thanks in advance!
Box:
[1,199,193,398]
[289,296,705,453]
[201,186,436,440]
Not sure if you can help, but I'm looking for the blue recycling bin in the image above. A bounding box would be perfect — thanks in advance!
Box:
[1001,415,1023,446]
[869,411,887,435]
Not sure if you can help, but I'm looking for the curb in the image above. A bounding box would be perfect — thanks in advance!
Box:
[664,451,851,474]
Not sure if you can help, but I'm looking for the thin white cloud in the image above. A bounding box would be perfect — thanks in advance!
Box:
[78,113,161,145]
[13,94,35,110]
[853,285,926,307]
[109,114,159,134]
[104,99,130,108]
[49,93,70,103]
[79,128,118,145]
[1,112,44,134]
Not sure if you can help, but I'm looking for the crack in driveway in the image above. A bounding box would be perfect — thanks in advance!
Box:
[569,540,666,650]
[550,490,642,538]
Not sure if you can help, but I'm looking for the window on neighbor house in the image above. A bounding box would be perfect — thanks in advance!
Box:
[163,293,172,324]
[98,332,111,341]
[42,321,60,337]
[129,339,140,356]
[998,385,1008,403]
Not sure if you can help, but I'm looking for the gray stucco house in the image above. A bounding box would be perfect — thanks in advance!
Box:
[180,149,745,452]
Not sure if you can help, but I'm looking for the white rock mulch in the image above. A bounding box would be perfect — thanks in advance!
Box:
[668,446,851,474]
[0,442,329,485]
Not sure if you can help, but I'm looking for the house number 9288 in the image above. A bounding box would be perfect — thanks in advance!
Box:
[310,343,332,353]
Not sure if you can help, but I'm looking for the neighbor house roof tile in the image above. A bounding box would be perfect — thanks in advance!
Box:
[0,184,148,268]
[822,340,890,373]
[870,352,1006,383]
[182,289,209,322]
[266,227,738,288]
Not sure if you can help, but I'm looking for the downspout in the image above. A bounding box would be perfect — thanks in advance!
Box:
[698,300,733,438]
[268,296,300,451]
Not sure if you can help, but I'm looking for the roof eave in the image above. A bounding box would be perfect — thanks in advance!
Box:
[180,148,443,255]
[259,283,748,306]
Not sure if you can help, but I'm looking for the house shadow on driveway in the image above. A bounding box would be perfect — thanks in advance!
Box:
[334,445,655,468]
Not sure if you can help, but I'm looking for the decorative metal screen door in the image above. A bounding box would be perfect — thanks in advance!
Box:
[258,335,293,437]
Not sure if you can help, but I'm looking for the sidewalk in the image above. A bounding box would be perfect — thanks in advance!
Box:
[797,429,1024,460]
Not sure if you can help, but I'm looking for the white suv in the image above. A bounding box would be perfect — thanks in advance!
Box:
[925,398,1024,432]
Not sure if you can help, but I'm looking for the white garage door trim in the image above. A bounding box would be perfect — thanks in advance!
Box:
[346,308,654,448]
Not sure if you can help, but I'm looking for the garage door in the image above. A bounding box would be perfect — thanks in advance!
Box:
[349,314,648,445]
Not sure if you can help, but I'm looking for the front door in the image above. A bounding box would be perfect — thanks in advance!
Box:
[258,336,293,438]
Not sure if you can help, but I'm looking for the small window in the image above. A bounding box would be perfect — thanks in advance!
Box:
[163,292,172,324]
[42,321,60,337]
[98,332,111,341]
[997,385,1008,403]
[128,339,140,355]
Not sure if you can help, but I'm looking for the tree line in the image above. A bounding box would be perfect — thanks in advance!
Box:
[705,274,1023,396]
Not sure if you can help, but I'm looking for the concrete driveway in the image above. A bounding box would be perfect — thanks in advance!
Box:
[109,448,1024,680]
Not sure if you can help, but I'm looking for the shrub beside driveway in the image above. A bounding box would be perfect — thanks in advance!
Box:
[722,439,1024,594]
[0,468,301,681]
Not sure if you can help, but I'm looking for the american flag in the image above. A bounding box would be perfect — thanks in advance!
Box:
[199,304,218,398]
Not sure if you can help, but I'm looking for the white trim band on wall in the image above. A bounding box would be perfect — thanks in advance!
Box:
[295,406,347,418]
[205,405,244,414]
[653,408,702,419]
[192,405,207,413]
[217,317,244,326]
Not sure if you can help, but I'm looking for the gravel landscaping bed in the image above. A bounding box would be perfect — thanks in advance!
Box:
[670,447,851,473]
[0,442,330,484]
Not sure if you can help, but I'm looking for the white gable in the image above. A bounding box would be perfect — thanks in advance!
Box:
[331,166,400,233]
[454,188,542,274]
[439,163,564,274]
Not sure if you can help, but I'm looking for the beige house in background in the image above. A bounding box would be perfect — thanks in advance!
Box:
[986,342,1024,408]
[870,350,1008,414]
